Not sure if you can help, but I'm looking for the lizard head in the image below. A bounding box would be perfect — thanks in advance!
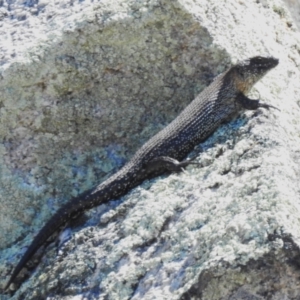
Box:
[230,56,278,94]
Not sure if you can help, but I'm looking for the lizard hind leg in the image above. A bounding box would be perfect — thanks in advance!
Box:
[144,155,200,174]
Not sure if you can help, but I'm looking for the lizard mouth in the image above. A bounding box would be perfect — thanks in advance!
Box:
[263,57,279,69]
[249,56,279,71]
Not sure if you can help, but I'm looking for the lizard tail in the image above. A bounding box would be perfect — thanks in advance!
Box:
[5,167,138,291]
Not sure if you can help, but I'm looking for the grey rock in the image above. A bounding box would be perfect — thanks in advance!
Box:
[1,0,300,299]
[283,0,300,29]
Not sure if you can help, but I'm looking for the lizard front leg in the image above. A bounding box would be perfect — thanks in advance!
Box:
[236,92,279,111]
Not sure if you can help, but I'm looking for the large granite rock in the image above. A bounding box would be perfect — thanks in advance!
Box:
[1,0,300,299]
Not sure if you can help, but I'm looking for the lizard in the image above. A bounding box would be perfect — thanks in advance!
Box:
[4,56,279,291]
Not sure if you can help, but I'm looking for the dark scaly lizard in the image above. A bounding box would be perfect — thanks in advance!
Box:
[4,56,279,291]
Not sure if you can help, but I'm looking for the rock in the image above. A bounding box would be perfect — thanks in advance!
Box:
[1,0,300,299]
[283,0,300,29]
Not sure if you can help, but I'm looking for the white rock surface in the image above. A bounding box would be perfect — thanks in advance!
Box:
[283,0,300,28]
[0,0,300,299]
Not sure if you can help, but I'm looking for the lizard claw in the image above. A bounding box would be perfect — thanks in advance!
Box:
[258,102,280,111]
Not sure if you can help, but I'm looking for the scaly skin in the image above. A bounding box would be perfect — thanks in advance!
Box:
[5,56,279,291]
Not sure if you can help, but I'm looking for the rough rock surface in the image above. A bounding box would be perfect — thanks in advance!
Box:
[283,0,300,28]
[0,0,300,299]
